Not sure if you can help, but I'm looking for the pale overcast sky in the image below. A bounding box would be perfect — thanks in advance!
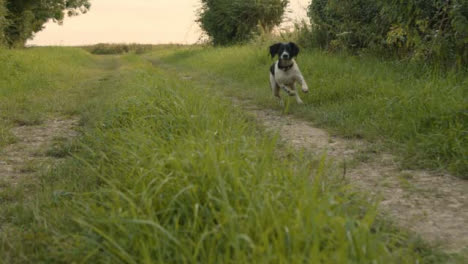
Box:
[28,0,310,46]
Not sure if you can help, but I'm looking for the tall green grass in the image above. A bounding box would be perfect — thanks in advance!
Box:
[150,45,468,177]
[0,50,454,263]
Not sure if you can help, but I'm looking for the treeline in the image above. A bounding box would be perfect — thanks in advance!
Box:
[2,0,466,68]
[305,0,468,68]
[0,0,90,48]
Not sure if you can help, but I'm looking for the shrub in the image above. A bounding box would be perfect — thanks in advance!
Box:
[384,0,468,67]
[307,0,388,51]
[198,0,289,45]
[0,0,7,46]
[306,0,468,68]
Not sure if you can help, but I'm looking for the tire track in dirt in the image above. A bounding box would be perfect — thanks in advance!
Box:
[238,100,467,253]
[0,118,79,188]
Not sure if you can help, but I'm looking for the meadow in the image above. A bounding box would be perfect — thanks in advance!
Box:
[150,45,467,177]
[0,46,464,263]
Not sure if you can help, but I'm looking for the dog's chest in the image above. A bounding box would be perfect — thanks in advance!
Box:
[275,68,296,85]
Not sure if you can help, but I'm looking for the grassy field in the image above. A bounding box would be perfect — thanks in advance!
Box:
[149,45,467,178]
[0,47,463,263]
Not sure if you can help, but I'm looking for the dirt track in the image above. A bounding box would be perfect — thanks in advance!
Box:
[235,98,468,253]
[0,118,78,188]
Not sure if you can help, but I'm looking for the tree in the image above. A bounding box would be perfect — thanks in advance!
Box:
[198,0,289,45]
[4,0,91,47]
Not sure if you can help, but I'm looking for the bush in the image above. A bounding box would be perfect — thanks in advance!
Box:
[307,0,388,51]
[0,0,7,46]
[385,0,468,68]
[306,0,468,68]
[198,0,289,45]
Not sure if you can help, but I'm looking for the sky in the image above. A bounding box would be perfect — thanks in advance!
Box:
[28,0,310,46]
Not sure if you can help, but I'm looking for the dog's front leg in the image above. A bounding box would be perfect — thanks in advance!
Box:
[296,74,309,93]
[274,85,284,106]
[270,76,284,105]
[281,85,296,96]
[291,83,303,104]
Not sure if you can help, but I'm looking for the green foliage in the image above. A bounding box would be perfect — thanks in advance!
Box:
[0,0,7,45]
[307,0,388,51]
[4,0,90,47]
[198,0,289,45]
[306,0,468,68]
[154,45,468,177]
[382,0,468,67]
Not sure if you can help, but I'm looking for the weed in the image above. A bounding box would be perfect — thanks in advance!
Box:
[45,136,78,158]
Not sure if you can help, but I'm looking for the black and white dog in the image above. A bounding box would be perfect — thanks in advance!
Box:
[269,42,309,104]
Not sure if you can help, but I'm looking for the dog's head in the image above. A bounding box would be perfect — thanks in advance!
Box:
[269,42,300,60]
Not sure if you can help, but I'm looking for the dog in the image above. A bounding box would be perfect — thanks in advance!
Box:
[269,42,309,104]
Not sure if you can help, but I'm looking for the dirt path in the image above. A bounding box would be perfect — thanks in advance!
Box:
[0,118,79,188]
[235,100,467,253]
[149,59,467,253]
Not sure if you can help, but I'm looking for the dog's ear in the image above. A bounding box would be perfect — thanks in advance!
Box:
[269,43,281,58]
[289,42,300,57]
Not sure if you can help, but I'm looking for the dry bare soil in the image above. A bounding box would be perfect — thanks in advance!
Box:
[0,118,78,192]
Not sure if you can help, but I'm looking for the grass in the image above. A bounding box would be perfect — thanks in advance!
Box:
[0,47,463,263]
[0,47,119,147]
[148,44,468,178]
[45,136,78,158]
